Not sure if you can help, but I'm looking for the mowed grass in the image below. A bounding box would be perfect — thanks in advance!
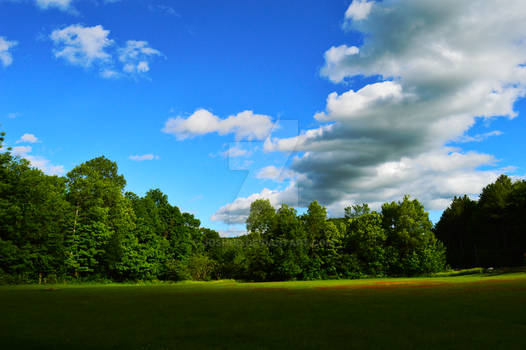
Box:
[1,273,526,349]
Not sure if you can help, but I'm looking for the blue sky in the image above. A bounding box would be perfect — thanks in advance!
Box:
[1,0,526,235]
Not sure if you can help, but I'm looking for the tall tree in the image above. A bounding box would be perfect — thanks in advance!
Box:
[246,199,275,239]
[382,196,445,274]
[65,156,127,277]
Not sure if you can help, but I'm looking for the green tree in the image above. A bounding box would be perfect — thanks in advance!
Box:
[246,199,275,239]
[347,212,387,276]
[0,142,72,283]
[434,195,477,267]
[65,156,127,278]
[269,205,308,280]
[344,203,370,219]
[381,196,445,275]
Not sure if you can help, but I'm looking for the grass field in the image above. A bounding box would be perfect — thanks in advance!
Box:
[1,273,526,349]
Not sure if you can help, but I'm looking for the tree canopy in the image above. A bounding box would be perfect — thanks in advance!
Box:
[3,129,524,284]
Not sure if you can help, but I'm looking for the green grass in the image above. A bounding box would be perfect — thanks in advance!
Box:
[1,273,526,349]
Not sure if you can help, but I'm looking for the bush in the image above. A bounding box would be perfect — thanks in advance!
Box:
[164,259,191,281]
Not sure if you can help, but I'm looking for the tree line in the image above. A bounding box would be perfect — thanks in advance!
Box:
[434,175,526,268]
[1,128,523,283]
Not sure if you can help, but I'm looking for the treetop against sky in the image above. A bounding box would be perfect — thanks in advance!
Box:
[1,0,526,235]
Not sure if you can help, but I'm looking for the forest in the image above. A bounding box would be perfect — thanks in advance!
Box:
[0,130,524,284]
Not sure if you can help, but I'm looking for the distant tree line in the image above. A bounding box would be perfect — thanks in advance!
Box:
[434,175,526,268]
[1,127,523,284]
[217,198,447,281]
[0,130,448,284]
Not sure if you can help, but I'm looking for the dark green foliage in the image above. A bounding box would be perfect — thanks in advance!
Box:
[0,130,213,283]
[346,212,387,276]
[344,203,370,219]
[435,175,526,267]
[381,196,446,275]
[14,126,525,284]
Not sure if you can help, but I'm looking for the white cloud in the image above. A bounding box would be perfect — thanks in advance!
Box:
[218,227,248,238]
[129,154,160,161]
[220,145,250,158]
[0,36,17,67]
[16,133,39,144]
[118,40,162,74]
[163,109,275,141]
[148,4,180,17]
[214,0,526,224]
[10,144,64,175]
[36,0,74,11]
[456,130,503,143]
[345,0,374,22]
[256,165,297,183]
[212,183,299,225]
[51,24,113,67]
[50,25,163,78]
[7,112,20,119]
[12,145,32,156]
[35,0,119,13]
[25,155,65,175]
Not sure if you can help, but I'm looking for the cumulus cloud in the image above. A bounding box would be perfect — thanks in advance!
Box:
[456,130,503,143]
[163,109,275,141]
[26,156,65,175]
[213,0,526,224]
[50,24,163,78]
[256,165,297,183]
[10,144,64,175]
[118,40,163,74]
[12,145,32,156]
[16,133,39,144]
[129,154,160,161]
[35,0,118,13]
[36,0,74,11]
[220,144,251,158]
[0,36,17,67]
[51,24,113,67]
[212,184,299,225]
[345,0,374,22]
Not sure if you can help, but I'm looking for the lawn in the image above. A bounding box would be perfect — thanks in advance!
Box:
[1,273,526,349]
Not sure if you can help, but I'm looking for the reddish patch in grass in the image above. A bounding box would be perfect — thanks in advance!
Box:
[315,277,526,291]
[315,280,447,291]
[252,288,287,292]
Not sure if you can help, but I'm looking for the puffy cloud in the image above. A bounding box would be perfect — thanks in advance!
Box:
[345,0,374,22]
[12,145,32,156]
[51,24,113,67]
[456,130,503,143]
[118,40,163,74]
[10,145,64,175]
[212,184,299,225]
[220,144,250,158]
[7,112,20,119]
[163,109,274,141]
[214,0,526,223]
[129,154,160,161]
[16,133,39,143]
[50,25,163,78]
[35,0,119,13]
[25,155,65,175]
[256,165,297,183]
[0,36,17,67]
[36,0,73,11]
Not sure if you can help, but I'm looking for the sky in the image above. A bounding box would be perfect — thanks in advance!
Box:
[1,0,526,236]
